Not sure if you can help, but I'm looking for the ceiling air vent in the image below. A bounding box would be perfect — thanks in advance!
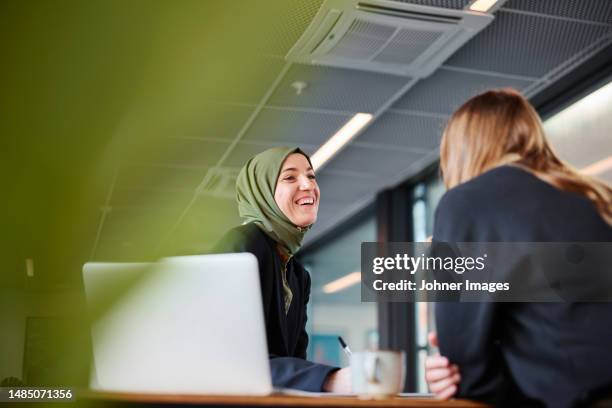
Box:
[286,0,495,77]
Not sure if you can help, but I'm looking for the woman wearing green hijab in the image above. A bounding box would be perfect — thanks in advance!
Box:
[216,147,350,392]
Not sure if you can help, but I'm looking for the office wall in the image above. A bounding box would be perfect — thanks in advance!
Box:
[0,288,88,384]
[0,288,27,381]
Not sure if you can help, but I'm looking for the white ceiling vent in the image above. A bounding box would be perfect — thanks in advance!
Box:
[286,0,495,77]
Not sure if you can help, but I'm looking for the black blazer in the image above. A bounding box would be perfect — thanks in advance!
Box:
[215,223,337,391]
[433,166,612,408]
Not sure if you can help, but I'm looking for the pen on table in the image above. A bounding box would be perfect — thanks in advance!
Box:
[338,336,352,357]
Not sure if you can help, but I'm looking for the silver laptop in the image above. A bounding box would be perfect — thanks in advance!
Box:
[82,254,272,395]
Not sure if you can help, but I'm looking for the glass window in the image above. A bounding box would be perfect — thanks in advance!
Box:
[411,172,444,392]
[544,79,612,183]
[300,213,377,367]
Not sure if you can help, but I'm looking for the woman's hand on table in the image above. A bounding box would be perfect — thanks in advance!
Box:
[323,367,352,393]
[425,332,461,400]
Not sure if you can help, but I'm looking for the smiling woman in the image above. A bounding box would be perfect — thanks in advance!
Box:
[274,153,320,229]
[214,147,350,393]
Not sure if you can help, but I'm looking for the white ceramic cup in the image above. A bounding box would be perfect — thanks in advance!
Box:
[350,350,406,398]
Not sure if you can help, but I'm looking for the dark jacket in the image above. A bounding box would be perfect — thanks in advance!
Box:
[215,222,338,391]
[433,166,612,408]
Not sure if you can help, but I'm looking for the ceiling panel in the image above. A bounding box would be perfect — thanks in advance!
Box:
[390,0,470,8]
[223,142,285,168]
[356,112,447,150]
[114,164,206,192]
[84,2,612,257]
[262,0,325,56]
[504,0,612,25]
[222,141,318,168]
[97,208,175,242]
[110,186,194,210]
[242,107,352,146]
[94,207,181,261]
[322,144,425,178]
[174,104,255,141]
[268,64,410,113]
[445,10,612,77]
[167,196,241,254]
[393,67,534,114]
[199,55,286,105]
[145,138,230,168]
[316,171,384,204]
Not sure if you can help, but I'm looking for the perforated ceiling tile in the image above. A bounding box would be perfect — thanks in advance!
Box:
[316,171,384,204]
[99,208,178,238]
[268,64,409,113]
[179,104,255,141]
[164,196,241,253]
[262,0,324,56]
[191,196,241,226]
[110,187,194,210]
[322,144,425,178]
[114,164,206,192]
[222,141,319,168]
[243,108,352,146]
[95,208,181,261]
[389,0,470,9]
[504,0,612,25]
[356,112,447,150]
[445,10,612,78]
[200,56,286,105]
[394,67,534,114]
[152,138,230,168]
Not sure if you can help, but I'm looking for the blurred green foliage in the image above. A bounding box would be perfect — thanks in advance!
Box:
[0,0,313,394]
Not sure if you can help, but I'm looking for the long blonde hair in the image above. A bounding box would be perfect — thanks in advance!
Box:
[440,88,612,225]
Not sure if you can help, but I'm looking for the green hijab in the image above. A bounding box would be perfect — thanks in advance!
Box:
[236,147,313,255]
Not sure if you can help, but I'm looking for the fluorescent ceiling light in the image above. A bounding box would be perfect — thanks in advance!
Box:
[323,272,361,294]
[26,258,34,278]
[468,0,498,12]
[310,113,373,171]
[581,156,612,176]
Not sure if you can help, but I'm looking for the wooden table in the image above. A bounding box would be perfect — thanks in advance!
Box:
[80,391,490,408]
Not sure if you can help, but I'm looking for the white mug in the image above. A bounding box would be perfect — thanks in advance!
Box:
[350,350,406,398]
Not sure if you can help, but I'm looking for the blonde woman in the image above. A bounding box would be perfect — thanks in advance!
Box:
[425,89,612,407]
